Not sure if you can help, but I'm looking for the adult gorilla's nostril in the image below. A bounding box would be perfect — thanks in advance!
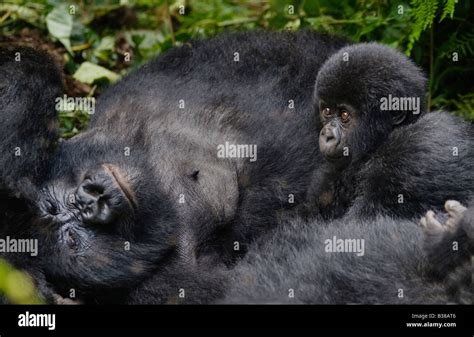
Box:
[75,178,114,225]
[82,182,104,198]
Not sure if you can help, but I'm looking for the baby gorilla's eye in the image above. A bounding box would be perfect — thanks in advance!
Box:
[340,110,350,123]
[321,107,332,117]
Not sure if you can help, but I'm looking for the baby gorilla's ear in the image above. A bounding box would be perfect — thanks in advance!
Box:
[75,164,136,226]
[391,110,408,126]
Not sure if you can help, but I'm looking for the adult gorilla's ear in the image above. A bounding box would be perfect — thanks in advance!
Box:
[391,110,408,126]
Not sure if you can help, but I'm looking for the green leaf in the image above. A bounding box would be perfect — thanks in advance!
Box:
[46,5,74,53]
[0,4,40,26]
[440,0,457,21]
[93,35,115,62]
[73,62,119,84]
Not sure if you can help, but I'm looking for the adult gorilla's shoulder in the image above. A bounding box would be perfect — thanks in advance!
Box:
[92,29,349,125]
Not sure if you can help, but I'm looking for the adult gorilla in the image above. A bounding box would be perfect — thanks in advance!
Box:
[8,31,349,303]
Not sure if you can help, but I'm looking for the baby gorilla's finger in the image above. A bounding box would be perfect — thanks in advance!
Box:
[444,200,467,232]
[420,210,444,236]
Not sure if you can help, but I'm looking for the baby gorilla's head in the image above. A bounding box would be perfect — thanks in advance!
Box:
[314,43,427,167]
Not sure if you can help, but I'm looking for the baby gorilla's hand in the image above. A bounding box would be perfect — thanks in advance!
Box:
[420,200,472,303]
[420,200,467,240]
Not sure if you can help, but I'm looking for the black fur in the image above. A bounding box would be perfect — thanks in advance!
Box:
[223,201,474,304]
[30,31,349,303]
[0,47,60,189]
[309,43,474,220]
[1,34,471,305]
[0,46,62,303]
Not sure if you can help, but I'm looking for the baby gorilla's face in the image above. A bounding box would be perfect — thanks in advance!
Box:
[314,43,428,168]
[318,100,357,167]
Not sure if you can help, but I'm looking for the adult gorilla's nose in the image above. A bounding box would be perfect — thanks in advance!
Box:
[75,165,137,226]
[76,176,114,225]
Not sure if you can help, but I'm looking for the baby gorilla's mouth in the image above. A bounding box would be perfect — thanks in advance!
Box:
[102,164,137,211]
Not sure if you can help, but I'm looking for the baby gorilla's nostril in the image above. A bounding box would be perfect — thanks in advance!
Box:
[325,133,335,142]
[321,128,336,143]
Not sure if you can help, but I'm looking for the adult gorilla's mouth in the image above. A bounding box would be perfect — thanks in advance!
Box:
[102,163,138,211]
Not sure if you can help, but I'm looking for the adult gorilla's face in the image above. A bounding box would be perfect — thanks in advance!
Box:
[40,163,136,237]
[33,133,180,297]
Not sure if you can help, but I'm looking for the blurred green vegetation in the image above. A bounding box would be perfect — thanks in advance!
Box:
[0,0,473,134]
[0,259,44,304]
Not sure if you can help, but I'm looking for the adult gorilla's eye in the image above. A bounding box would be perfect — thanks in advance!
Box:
[322,107,331,117]
[340,110,350,123]
[46,200,59,215]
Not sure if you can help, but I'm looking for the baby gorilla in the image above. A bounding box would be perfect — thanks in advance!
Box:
[309,43,474,220]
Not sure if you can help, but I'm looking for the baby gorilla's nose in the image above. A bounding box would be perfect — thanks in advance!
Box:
[320,125,340,147]
[321,128,335,142]
[75,174,114,225]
